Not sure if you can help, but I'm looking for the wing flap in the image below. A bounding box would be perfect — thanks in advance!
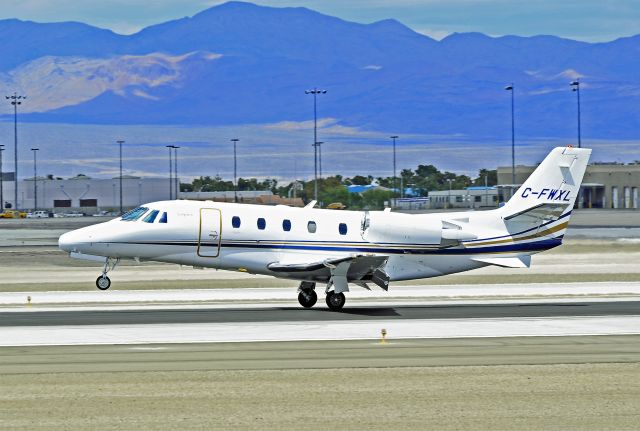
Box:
[267,255,389,287]
[267,256,353,273]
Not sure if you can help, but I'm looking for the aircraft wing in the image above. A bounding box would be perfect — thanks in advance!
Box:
[267,255,390,291]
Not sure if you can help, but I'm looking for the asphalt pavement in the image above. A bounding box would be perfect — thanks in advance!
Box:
[3,300,639,326]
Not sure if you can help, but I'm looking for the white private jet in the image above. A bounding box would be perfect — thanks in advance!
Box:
[59,146,590,310]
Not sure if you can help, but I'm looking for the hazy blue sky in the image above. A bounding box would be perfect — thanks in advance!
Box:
[2,0,638,42]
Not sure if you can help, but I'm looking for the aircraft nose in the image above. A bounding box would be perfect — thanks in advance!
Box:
[58,231,76,252]
[58,229,89,253]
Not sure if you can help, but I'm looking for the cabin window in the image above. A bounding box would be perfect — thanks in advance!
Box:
[143,210,159,223]
[232,216,241,228]
[121,206,148,221]
[257,218,266,230]
[158,212,168,223]
[307,221,317,233]
[338,223,348,235]
[282,219,292,231]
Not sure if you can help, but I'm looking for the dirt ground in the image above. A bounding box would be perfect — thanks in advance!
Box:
[1,362,638,431]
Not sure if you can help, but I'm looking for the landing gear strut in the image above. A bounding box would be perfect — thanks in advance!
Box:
[96,257,119,291]
[297,281,317,308]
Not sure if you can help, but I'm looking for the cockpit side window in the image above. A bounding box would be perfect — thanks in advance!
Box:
[143,210,159,223]
[158,212,168,223]
[121,206,148,221]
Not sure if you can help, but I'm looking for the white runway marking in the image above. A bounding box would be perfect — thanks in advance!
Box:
[1,282,640,307]
[1,316,640,346]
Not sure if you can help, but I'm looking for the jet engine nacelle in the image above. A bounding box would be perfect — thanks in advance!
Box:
[362,211,442,245]
[362,211,478,247]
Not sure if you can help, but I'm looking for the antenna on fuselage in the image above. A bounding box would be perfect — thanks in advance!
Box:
[304,200,318,209]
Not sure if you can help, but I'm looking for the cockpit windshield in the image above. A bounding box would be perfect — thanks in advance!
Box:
[143,210,159,223]
[121,206,148,221]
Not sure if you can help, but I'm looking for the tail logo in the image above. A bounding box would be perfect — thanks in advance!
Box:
[521,187,571,201]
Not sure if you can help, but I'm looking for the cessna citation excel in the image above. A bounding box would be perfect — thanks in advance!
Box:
[59,146,590,311]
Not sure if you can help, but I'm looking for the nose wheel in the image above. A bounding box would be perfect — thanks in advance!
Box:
[96,276,111,290]
[96,257,119,291]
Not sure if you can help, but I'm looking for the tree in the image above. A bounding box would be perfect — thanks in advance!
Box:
[345,175,373,186]
[472,169,497,186]
[361,188,394,210]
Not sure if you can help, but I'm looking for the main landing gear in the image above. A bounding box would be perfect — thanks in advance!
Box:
[325,291,346,311]
[96,257,119,290]
[297,281,346,311]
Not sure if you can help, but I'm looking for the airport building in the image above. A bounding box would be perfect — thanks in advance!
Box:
[2,176,171,212]
[427,186,499,209]
[497,163,640,209]
[0,175,305,211]
[180,190,304,206]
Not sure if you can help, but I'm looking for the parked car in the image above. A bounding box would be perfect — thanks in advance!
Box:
[92,210,116,217]
[64,211,85,217]
[26,210,52,218]
[326,202,347,210]
[0,210,27,218]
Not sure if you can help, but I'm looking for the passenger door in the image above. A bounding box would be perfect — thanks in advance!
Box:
[198,208,221,257]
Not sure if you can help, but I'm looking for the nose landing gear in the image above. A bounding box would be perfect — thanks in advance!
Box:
[96,257,119,291]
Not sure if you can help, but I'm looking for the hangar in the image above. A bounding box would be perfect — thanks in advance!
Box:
[2,175,170,212]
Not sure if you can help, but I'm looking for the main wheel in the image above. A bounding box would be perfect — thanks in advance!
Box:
[325,291,346,311]
[96,276,111,290]
[298,289,317,308]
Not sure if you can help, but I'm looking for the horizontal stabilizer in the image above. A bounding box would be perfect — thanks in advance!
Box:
[472,255,531,268]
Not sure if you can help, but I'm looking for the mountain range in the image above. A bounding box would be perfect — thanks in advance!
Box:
[1,1,639,141]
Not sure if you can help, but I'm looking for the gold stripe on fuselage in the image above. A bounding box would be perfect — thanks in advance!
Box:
[464,221,569,247]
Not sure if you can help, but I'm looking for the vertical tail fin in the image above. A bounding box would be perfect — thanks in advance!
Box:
[501,146,592,219]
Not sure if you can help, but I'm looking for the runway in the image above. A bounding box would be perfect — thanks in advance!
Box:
[2,300,640,326]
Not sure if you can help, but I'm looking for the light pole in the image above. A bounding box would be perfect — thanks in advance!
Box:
[172,145,180,199]
[390,136,399,202]
[0,144,4,210]
[447,178,453,209]
[117,140,124,215]
[305,88,327,201]
[570,79,582,148]
[30,148,38,211]
[314,141,324,178]
[6,92,25,210]
[165,145,174,199]
[231,139,239,203]
[504,84,515,185]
